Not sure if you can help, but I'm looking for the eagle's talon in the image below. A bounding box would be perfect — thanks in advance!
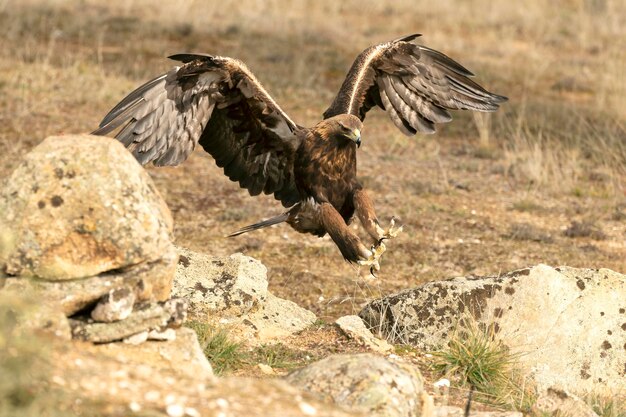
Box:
[357,241,385,274]
[379,217,403,241]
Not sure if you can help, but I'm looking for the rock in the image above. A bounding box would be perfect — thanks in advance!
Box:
[70,298,187,343]
[286,353,432,417]
[173,248,268,319]
[2,255,176,316]
[95,328,214,380]
[91,287,136,322]
[0,135,175,285]
[240,292,317,342]
[534,386,599,417]
[335,315,394,354]
[0,288,71,340]
[148,328,177,341]
[174,247,316,343]
[360,265,626,396]
[45,337,358,417]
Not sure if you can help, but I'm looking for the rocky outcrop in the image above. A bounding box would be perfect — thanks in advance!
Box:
[286,353,431,417]
[173,247,316,343]
[359,264,626,396]
[0,135,177,322]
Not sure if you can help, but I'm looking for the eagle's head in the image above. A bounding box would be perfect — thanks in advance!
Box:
[317,114,363,148]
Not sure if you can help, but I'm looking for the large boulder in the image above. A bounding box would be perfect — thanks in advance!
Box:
[0,134,175,287]
[359,265,626,396]
[286,353,432,417]
[173,247,316,343]
[0,135,177,316]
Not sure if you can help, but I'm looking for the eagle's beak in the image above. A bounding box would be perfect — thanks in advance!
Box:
[353,129,361,148]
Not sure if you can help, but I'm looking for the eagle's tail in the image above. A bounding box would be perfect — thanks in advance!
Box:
[227,213,289,237]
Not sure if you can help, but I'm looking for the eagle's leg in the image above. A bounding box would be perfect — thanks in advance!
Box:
[318,202,372,263]
[353,188,403,244]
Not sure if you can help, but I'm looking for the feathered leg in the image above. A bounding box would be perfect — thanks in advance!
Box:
[353,188,402,244]
[318,202,371,263]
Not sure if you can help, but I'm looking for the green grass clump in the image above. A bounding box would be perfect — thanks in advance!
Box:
[430,316,535,411]
[586,394,626,417]
[184,321,247,375]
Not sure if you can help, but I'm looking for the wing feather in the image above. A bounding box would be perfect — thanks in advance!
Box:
[324,35,507,136]
[93,54,303,207]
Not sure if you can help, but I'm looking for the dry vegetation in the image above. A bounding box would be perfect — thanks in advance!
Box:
[1,0,625,413]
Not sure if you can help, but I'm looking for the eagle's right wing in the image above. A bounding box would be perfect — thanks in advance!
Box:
[323,34,507,135]
[93,54,302,207]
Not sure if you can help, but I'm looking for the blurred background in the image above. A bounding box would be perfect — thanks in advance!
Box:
[0,0,624,320]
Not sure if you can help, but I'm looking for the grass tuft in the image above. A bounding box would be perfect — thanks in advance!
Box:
[184,321,247,375]
[430,316,535,411]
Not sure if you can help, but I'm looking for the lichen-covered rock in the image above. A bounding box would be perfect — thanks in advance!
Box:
[0,134,175,290]
[173,247,268,319]
[360,264,626,395]
[286,353,431,417]
[240,293,317,342]
[91,287,136,322]
[70,298,187,343]
[2,253,176,316]
[173,247,316,343]
[335,315,394,354]
[534,386,599,417]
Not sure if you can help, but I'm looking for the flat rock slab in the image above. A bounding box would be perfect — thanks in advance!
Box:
[360,264,626,395]
[70,299,187,343]
[93,328,214,380]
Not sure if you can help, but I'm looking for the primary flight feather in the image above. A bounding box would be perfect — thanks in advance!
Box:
[93,34,507,271]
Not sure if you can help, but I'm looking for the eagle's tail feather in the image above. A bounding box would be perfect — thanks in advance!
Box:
[227,213,289,237]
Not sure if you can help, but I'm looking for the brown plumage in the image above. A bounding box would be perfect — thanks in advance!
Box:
[93,35,507,266]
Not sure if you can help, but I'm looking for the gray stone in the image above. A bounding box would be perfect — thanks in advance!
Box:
[2,253,176,316]
[0,135,176,286]
[286,353,431,417]
[173,247,316,343]
[360,264,626,396]
[91,287,136,322]
[534,386,600,417]
[70,298,187,343]
[239,292,317,342]
[335,315,393,354]
[173,247,268,319]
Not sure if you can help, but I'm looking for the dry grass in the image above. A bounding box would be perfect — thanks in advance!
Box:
[0,0,624,323]
[430,315,535,412]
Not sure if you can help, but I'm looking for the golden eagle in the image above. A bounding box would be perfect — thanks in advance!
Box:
[93,34,507,271]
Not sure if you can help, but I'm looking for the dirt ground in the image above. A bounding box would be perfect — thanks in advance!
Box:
[0,2,624,411]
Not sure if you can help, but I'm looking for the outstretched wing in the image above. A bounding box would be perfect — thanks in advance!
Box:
[93,54,302,207]
[323,34,508,135]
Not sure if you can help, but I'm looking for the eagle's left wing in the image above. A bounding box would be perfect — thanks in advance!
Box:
[323,34,507,135]
[93,54,303,207]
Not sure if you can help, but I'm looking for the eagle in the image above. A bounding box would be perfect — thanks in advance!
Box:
[93,34,507,272]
